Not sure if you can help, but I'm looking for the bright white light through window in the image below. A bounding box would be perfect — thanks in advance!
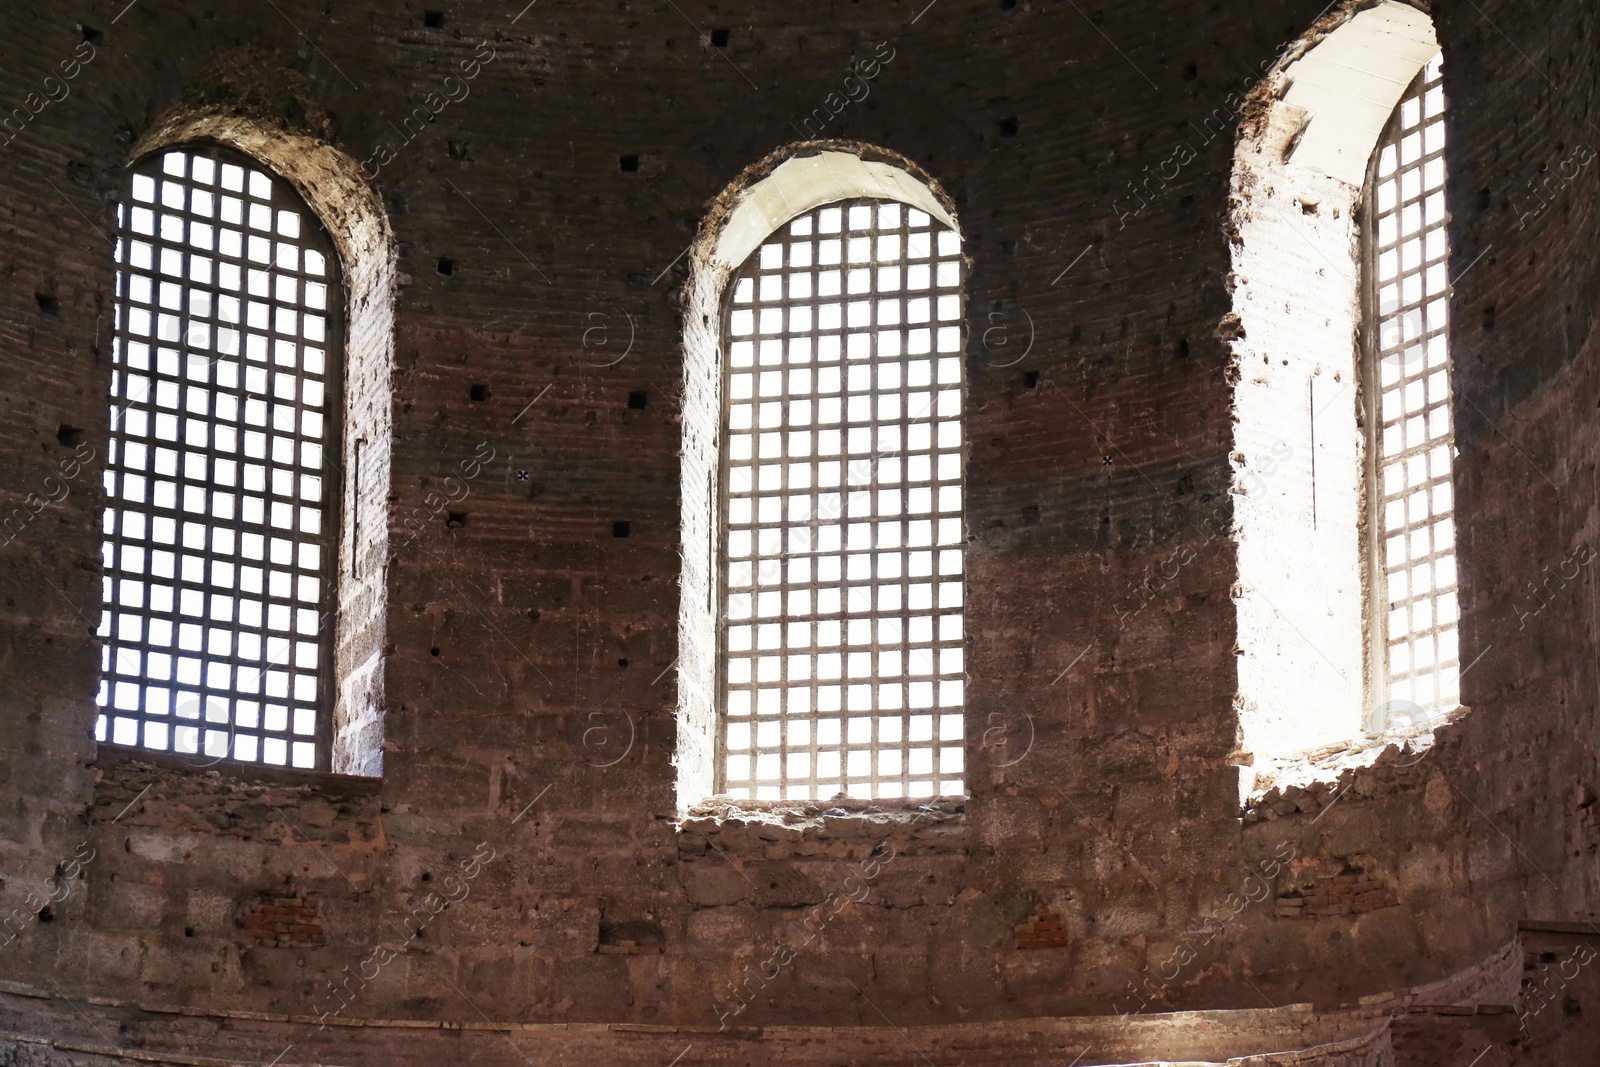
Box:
[96,147,341,770]
[1368,53,1457,718]
[718,199,966,802]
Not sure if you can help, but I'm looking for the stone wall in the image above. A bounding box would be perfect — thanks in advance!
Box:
[0,0,1596,1047]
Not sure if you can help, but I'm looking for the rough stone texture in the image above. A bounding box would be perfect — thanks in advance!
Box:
[0,0,1598,1060]
[0,932,1577,1064]
[1273,855,1401,919]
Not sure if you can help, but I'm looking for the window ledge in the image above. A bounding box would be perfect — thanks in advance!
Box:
[1243,704,1469,805]
[676,796,966,858]
[91,744,383,836]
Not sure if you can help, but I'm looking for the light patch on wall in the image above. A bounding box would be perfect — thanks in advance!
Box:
[1279,1,1438,185]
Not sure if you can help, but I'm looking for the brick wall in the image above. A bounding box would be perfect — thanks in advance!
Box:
[1273,856,1400,919]
[239,892,326,948]
[0,0,1596,1049]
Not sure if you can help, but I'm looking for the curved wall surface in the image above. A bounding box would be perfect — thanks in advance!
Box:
[0,0,1595,1048]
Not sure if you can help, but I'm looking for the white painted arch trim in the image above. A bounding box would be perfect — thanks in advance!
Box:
[677,145,957,815]
[1226,0,1448,799]
[711,150,959,274]
[1280,0,1438,185]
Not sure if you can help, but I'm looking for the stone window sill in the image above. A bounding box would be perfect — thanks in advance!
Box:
[94,744,381,796]
[676,796,967,860]
[91,745,382,836]
[1242,705,1470,811]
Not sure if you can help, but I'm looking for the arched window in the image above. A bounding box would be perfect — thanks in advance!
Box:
[97,144,348,771]
[1362,54,1456,721]
[678,148,966,807]
[1226,2,1450,789]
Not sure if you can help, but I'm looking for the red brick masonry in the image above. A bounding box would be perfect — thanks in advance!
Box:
[1276,861,1399,919]
[240,893,326,948]
[1015,907,1070,949]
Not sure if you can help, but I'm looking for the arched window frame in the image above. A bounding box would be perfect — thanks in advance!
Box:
[97,117,395,777]
[1225,1,1453,794]
[676,145,967,812]
[98,143,344,770]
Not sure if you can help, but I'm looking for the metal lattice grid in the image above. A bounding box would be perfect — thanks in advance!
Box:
[96,145,343,770]
[1364,53,1458,718]
[718,198,967,802]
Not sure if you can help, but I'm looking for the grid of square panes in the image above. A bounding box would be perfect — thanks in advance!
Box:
[719,199,966,801]
[96,146,341,770]
[1369,53,1457,716]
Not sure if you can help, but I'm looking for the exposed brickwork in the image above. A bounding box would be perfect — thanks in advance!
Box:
[240,892,326,948]
[0,0,1596,1058]
[1013,907,1069,949]
[1274,857,1400,919]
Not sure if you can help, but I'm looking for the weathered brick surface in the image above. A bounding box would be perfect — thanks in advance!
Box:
[1274,856,1400,919]
[1014,906,1070,949]
[0,0,1596,1056]
[239,893,326,948]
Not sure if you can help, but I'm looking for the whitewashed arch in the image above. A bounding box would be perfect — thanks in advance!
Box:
[1226,1,1441,794]
[676,144,961,813]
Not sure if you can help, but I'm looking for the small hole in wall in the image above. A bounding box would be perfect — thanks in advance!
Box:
[446,511,467,528]
[612,521,631,538]
[185,926,195,937]
[999,0,1016,8]
[421,872,432,882]
[57,424,84,447]
[1176,338,1190,359]
[618,658,629,668]
[430,647,441,657]
[619,154,639,172]
[1182,62,1198,81]
[80,24,102,42]
[627,391,648,409]
[437,258,455,276]
[37,907,53,923]
[469,384,490,402]
[1021,370,1039,389]
[710,27,729,47]
[423,10,444,27]
[998,117,1018,138]
[35,293,59,316]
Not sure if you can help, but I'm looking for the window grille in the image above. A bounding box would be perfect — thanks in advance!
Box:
[96,145,343,770]
[717,198,966,802]
[1364,53,1457,719]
